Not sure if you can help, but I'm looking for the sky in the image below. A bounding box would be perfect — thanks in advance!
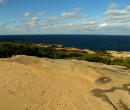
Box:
[0,0,130,35]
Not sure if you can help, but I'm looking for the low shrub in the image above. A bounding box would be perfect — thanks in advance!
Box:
[111,58,124,65]
[53,51,67,59]
[124,58,130,68]
[85,54,111,65]
[0,41,130,68]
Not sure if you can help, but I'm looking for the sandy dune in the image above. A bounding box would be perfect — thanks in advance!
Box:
[0,55,130,110]
[108,50,130,58]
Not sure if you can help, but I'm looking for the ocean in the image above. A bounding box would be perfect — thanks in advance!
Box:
[0,35,130,51]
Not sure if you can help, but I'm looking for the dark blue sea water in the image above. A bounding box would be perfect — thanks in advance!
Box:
[0,35,130,51]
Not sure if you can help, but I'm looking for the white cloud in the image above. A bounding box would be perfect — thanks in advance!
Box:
[23,16,39,28]
[0,24,4,28]
[10,20,130,35]
[7,20,15,24]
[73,7,81,11]
[109,3,117,9]
[99,23,108,28]
[0,20,15,30]
[23,11,45,18]
[82,20,95,25]
[0,0,6,5]
[40,20,96,32]
[103,4,130,23]
[37,11,45,16]
[104,9,128,15]
[31,17,39,21]
[96,23,130,35]
[105,15,130,23]
[60,12,86,19]
[126,5,130,10]
[44,17,59,23]
[18,12,45,30]
[41,11,87,27]
[3,4,130,35]
[23,12,32,17]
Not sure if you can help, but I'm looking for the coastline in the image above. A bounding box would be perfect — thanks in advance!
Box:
[1,34,130,51]
[35,43,130,58]
[0,41,130,68]
[0,42,130,110]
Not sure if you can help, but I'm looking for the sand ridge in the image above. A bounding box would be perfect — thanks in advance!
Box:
[0,55,130,110]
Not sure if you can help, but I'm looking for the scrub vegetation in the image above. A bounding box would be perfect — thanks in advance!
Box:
[0,41,130,68]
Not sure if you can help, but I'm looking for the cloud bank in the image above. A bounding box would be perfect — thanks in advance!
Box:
[0,0,6,5]
[1,4,130,35]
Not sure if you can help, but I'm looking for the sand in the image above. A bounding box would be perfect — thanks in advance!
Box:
[108,50,130,58]
[0,55,130,110]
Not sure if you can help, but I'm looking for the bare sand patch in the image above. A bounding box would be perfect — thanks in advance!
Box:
[0,55,130,110]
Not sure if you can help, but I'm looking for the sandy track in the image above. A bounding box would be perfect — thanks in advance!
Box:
[0,55,130,110]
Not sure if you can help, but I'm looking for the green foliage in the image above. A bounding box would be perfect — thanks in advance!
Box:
[94,50,112,57]
[0,43,20,57]
[53,51,84,59]
[111,58,124,65]
[0,42,54,58]
[124,58,130,68]
[37,47,54,58]
[0,41,130,68]
[66,52,84,57]
[111,58,130,68]
[53,51,67,59]
[85,54,111,65]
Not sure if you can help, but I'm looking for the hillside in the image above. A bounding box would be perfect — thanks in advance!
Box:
[0,55,130,110]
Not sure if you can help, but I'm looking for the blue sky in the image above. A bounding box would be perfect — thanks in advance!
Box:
[0,0,130,35]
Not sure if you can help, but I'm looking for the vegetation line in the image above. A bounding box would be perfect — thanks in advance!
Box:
[0,41,130,68]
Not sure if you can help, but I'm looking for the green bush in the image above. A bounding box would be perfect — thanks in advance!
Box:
[0,42,54,58]
[94,50,112,57]
[0,43,18,57]
[53,51,84,59]
[85,54,111,65]
[0,41,130,68]
[37,47,54,58]
[124,58,130,67]
[53,51,67,59]
[66,52,84,57]
[111,58,130,68]
[111,58,124,65]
